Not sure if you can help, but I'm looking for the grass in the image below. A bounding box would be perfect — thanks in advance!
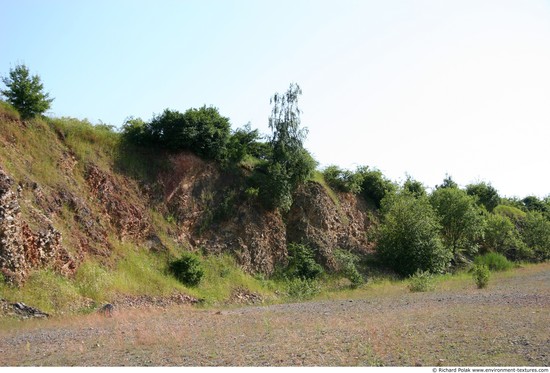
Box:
[2,262,547,366]
[310,170,340,207]
[474,252,514,272]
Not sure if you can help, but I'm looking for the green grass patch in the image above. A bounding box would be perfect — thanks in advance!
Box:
[310,171,340,206]
[0,270,80,314]
[474,252,514,272]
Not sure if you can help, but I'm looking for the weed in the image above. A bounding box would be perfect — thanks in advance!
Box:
[285,278,321,300]
[333,249,364,288]
[407,270,435,292]
[472,264,490,289]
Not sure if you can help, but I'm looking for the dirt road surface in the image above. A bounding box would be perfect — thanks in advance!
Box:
[1,264,549,366]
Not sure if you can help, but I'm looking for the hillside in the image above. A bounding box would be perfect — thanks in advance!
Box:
[0,105,375,312]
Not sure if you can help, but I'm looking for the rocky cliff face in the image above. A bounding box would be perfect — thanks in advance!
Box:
[0,168,75,284]
[0,123,375,284]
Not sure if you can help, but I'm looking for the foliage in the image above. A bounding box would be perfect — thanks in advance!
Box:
[403,176,426,198]
[285,243,324,280]
[376,191,451,276]
[494,204,527,225]
[323,165,363,194]
[472,264,490,289]
[121,106,231,162]
[522,196,549,218]
[520,211,550,261]
[285,277,321,300]
[333,249,364,288]
[466,182,500,212]
[258,162,293,211]
[436,174,458,189]
[430,186,485,263]
[169,252,205,287]
[407,270,435,292]
[482,213,529,260]
[356,166,396,208]
[474,252,513,272]
[226,123,269,164]
[259,83,316,211]
[1,64,53,119]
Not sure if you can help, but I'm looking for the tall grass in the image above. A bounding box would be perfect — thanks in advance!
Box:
[474,252,513,272]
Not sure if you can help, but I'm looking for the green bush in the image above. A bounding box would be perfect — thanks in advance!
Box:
[285,278,321,300]
[169,252,205,287]
[482,213,528,261]
[521,211,550,261]
[333,249,363,288]
[121,106,231,162]
[430,186,485,264]
[474,252,513,272]
[323,165,363,194]
[466,182,500,212]
[286,243,324,280]
[356,166,396,208]
[377,191,451,276]
[472,264,490,289]
[408,270,435,292]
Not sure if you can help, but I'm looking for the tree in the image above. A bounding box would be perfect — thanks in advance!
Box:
[403,175,426,198]
[466,182,500,212]
[261,83,315,211]
[376,191,451,276]
[1,64,53,119]
[430,187,485,264]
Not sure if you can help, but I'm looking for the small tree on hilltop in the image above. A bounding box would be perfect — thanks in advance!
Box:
[1,64,53,119]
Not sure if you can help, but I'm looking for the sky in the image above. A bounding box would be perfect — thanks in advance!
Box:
[1,0,549,198]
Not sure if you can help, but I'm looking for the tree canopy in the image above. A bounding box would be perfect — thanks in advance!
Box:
[1,64,53,119]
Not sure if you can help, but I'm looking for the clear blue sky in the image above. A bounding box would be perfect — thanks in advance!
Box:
[1,0,549,198]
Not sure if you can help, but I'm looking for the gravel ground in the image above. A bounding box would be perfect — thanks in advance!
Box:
[1,263,549,367]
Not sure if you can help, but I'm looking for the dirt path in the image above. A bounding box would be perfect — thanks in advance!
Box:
[1,264,549,366]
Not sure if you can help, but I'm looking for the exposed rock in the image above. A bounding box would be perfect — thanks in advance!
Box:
[86,164,150,241]
[162,154,288,275]
[0,299,49,319]
[286,181,373,270]
[0,168,75,285]
[227,287,263,305]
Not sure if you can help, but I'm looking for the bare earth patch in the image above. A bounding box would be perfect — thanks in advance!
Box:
[1,263,549,366]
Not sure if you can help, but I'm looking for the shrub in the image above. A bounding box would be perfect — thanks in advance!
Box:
[376,191,451,276]
[169,252,205,287]
[121,106,231,162]
[403,176,426,198]
[474,252,513,272]
[333,249,363,288]
[482,213,528,260]
[472,264,490,289]
[286,243,324,280]
[285,278,321,300]
[520,211,550,261]
[323,165,363,194]
[356,166,396,208]
[408,270,435,292]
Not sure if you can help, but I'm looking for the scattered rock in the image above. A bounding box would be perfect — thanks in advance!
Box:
[1,299,49,319]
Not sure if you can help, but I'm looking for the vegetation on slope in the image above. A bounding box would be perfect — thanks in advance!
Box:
[0,65,549,316]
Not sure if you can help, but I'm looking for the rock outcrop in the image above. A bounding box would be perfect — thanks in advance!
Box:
[0,168,75,285]
[287,181,373,269]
